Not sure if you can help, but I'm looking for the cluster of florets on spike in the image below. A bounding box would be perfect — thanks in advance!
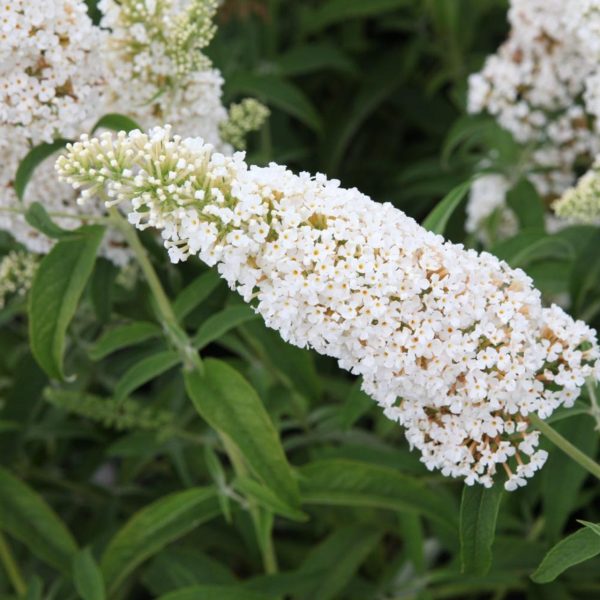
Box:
[467,0,600,235]
[56,126,600,490]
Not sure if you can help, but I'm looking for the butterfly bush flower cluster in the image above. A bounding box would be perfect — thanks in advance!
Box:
[0,0,106,143]
[467,0,600,236]
[99,0,265,149]
[56,126,600,490]
[0,250,38,309]
[0,0,268,266]
[0,0,131,263]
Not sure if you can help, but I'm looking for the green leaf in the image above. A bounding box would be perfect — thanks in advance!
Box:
[422,179,472,235]
[297,525,381,600]
[114,350,180,401]
[302,0,412,33]
[491,231,574,269]
[91,113,142,134]
[184,359,300,509]
[234,477,308,522]
[90,258,118,323]
[25,577,43,600]
[276,42,356,76]
[0,466,78,574]
[142,549,236,595]
[399,513,425,573]
[173,270,221,320]
[226,73,322,132]
[441,114,496,166]
[192,305,258,350]
[29,225,105,379]
[543,415,598,540]
[506,179,545,230]
[579,521,600,537]
[158,585,271,600]
[323,51,406,174]
[459,484,503,576]
[337,379,373,430]
[89,321,162,361]
[100,487,220,594]
[73,548,106,600]
[25,202,72,239]
[531,525,600,583]
[15,139,71,201]
[299,459,457,528]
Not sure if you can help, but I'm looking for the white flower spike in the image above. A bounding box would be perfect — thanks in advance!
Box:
[57,126,600,490]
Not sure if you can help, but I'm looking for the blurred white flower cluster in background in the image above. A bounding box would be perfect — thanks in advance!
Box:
[0,0,268,265]
[56,126,600,489]
[467,0,600,236]
[0,249,38,309]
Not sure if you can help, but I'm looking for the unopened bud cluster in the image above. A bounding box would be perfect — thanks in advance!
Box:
[56,126,600,490]
[554,161,600,223]
[45,389,173,433]
[220,99,271,151]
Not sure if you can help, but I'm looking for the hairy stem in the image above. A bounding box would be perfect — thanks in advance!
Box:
[530,413,600,481]
[108,208,203,374]
[107,209,279,572]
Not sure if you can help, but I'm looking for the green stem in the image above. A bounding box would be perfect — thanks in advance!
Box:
[0,533,26,597]
[530,413,600,481]
[222,435,278,574]
[106,208,279,572]
[587,379,600,431]
[0,205,110,224]
[108,209,203,374]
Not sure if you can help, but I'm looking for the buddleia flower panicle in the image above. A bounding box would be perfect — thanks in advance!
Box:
[220,99,271,150]
[0,0,106,144]
[99,0,229,148]
[57,126,600,491]
[466,0,600,235]
[0,0,130,265]
[0,250,38,309]
[554,160,600,223]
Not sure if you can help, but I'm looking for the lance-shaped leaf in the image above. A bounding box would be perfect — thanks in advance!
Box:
[0,467,78,574]
[101,487,220,594]
[29,225,105,379]
[185,359,300,510]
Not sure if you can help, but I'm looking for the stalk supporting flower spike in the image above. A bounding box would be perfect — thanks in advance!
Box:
[56,126,600,490]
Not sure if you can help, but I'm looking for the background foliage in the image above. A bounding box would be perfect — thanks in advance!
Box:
[2,0,600,598]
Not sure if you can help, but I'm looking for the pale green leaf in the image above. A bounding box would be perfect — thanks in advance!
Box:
[422,179,472,235]
[531,526,600,583]
[114,350,180,401]
[15,139,70,201]
[73,547,106,600]
[192,305,258,350]
[91,113,142,134]
[100,487,220,594]
[89,322,162,361]
[173,270,221,320]
[29,226,105,379]
[299,459,457,527]
[185,359,300,509]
